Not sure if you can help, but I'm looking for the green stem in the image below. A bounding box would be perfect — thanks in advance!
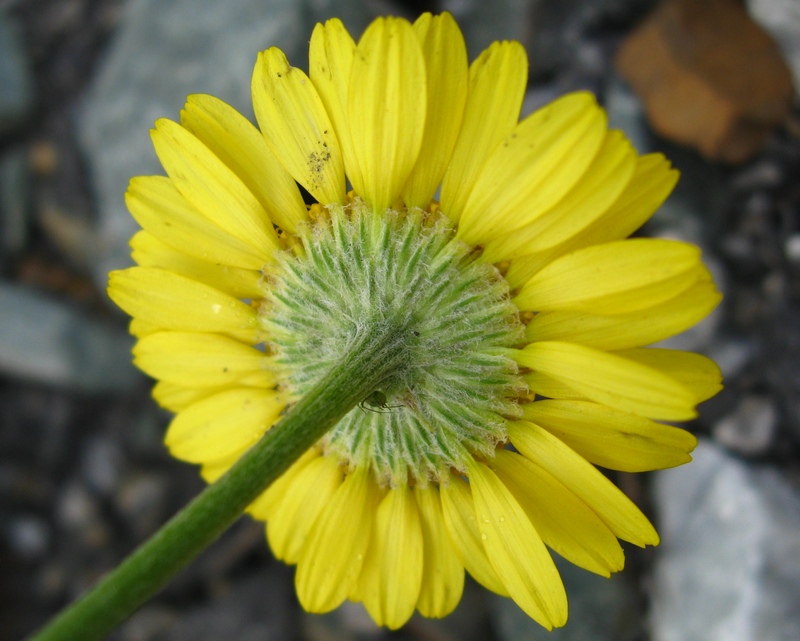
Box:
[28,323,408,641]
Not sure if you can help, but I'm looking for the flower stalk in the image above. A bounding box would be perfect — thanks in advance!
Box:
[27,322,410,641]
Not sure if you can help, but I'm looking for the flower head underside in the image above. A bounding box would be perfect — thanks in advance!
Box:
[108,12,723,631]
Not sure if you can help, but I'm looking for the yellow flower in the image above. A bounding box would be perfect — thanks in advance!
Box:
[107,13,722,631]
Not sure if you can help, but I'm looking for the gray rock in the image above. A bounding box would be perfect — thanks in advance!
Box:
[0,281,139,391]
[116,605,178,641]
[77,0,378,291]
[491,555,642,641]
[81,434,126,496]
[605,75,653,155]
[636,156,728,356]
[513,0,657,81]
[644,147,728,246]
[304,602,385,641]
[522,85,565,118]
[525,0,584,79]
[0,147,31,259]
[706,336,756,382]
[784,233,800,264]
[747,0,800,92]
[730,158,785,192]
[651,439,800,641]
[0,13,34,136]
[160,570,296,641]
[713,394,778,456]
[6,515,50,559]
[115,471,170,539]
[56,481,99,531]
[306,576,494,641]
[411,577,495,641]
[442,0,539,59]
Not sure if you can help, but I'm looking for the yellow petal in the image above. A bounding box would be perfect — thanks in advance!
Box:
[308,18,360,191]
[126,176,270,270]
[180,94,307,233]
[347,17,426,211]
[565,153,680,248]
[439,474,509,596]
[252,47,345,205]
[247,447,320,520]
[481,130,636,262]
[522,399,698,472]
[458,92,606,245]
[524,277,722,350]
[440,41,527,223]
[504,153,678,289]
[152,380,237,413]
[133,331,273,388]
[150,119,280,252]
[523,371,585,400]
[513,341,697,420]
[514,239,705,315]
[130,230,264,300]
[613,348,722,403]
[199,450,243,483]
[467,460,567,630]
[267,454,343,564]
[295,466,378,612]
[165,388,283,463]
[415,484,465,618]
[491,449,624,576]
[129,318,161,338]
[108,267,259,344]
[358,485,424,629]
[507,420,658,546]
[401,13,468,209]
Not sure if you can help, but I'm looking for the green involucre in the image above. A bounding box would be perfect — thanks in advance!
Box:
[262,201,525,485]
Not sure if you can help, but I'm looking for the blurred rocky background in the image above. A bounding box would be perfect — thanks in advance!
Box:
[1,0,799,639]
